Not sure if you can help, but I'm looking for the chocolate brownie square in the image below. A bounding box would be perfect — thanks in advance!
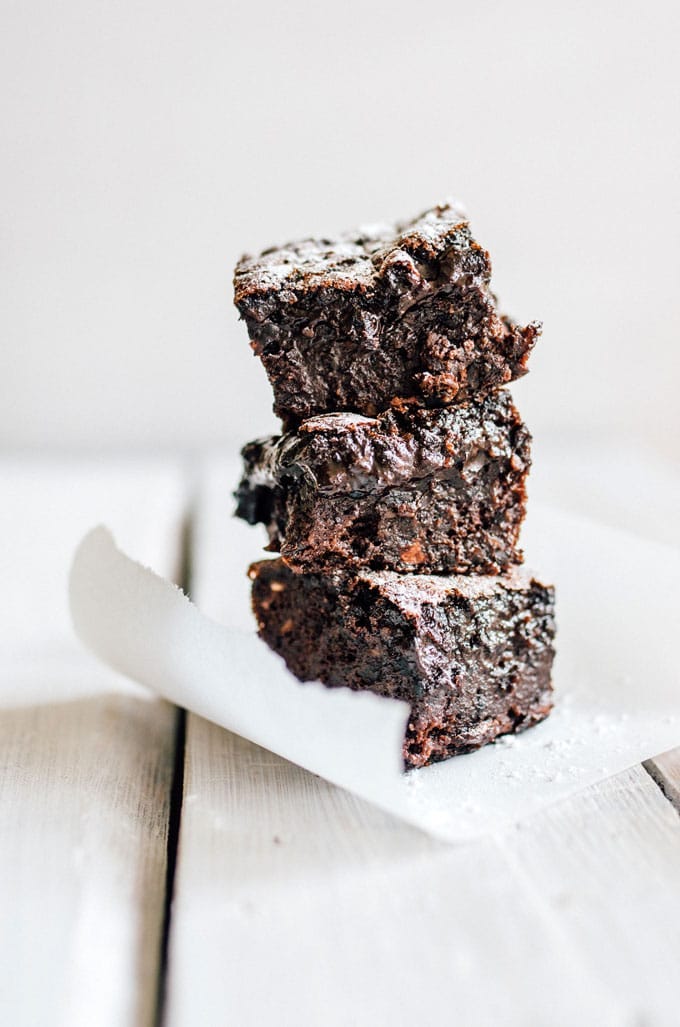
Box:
[236,390,530,576]
[249,558,556,768]
[234,202,540,426]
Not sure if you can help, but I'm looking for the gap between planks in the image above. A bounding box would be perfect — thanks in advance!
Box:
[153,504,194,1027]
[0,460,190,1027]
[153,708,187,1027]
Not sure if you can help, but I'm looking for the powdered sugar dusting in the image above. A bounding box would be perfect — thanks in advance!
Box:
[235,201,472,295]
[360,565,537,614]
[300,412,377,433]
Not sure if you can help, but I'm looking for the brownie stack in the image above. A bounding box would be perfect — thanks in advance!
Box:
[233,202,556,768]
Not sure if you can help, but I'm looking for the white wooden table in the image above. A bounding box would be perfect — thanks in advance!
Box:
[1,454,679,1027]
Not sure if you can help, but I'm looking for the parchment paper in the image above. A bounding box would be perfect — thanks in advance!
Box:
[69,499,680,842]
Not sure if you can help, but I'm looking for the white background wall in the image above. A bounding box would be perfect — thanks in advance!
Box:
[2,0,679,455]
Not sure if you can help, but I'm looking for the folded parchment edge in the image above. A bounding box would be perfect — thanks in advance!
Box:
[69,526,417,829]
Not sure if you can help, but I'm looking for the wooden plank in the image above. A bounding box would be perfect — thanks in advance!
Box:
[501,764,680,1027]
[0,460,186,1027]
[165,461,651,1027]
[165,459,680,1026]
[167,719,629,1027]
[0,694,177,1027]
[168,729,680,1027]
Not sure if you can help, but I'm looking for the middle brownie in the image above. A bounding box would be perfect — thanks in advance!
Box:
[235,390,531,576]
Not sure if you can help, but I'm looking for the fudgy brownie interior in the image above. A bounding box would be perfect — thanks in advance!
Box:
[236,391,531,576]
[234,202,540,426]
[250,558,556,768]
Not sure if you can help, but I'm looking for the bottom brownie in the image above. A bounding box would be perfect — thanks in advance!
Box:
[249,558,556,768]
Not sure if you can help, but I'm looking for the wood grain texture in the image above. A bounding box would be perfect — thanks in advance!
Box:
[501,764,680,1027]
[0,695,177,1027]
[167,727,680,1027]
[0,462,186,1027]
[167,721,629,1027]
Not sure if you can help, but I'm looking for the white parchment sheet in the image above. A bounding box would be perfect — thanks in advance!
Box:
[69,502,680,842]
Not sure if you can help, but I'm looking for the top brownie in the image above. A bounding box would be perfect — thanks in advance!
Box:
[234,201,541,426]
